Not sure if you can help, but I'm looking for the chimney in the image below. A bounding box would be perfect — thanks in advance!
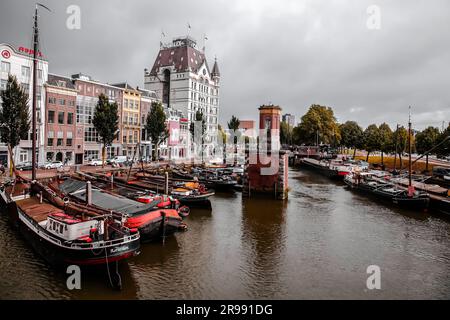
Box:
[86,181,92,205]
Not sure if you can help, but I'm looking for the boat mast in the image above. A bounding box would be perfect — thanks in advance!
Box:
[31,3,50,182]
[408,106,412,187]
[393,124,399,172]
[31,5,38,181]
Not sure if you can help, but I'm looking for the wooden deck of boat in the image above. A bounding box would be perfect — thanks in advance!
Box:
[394,178,449,196]
[16,197,63,223]
[5,182,31,197]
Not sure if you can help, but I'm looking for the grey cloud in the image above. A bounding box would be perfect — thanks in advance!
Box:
[1,0,449,130]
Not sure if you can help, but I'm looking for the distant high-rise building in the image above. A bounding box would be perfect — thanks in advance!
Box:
[282,113,295,127]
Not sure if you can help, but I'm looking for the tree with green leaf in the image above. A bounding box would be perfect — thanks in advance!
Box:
[218,124,227,164]
[363,124,381,161]
[227,115,240,132]
[339,121,364,158]
[415,126,440,171]
[378,123,393,166]
[0,75,30,176]
[293,104,340,146]
[190,110,207,163]
[280,121,294,146]
[93,93,119,167]
[392,126,408,170]
[145,101,169,161]
[436,125,450,159]
[217,124,226,145]
[227,115,241,165]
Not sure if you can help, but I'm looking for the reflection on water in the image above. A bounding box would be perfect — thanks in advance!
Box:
[1,168,449,299]
[240,197,287,298]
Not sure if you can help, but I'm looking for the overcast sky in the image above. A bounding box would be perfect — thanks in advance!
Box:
[1,0,449,130]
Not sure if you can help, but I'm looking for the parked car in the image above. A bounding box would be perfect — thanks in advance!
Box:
[88,159,103,166]
[120,159,136,167]
[109,155,128,165]
[16,162,35,171]
[42,161,63,170]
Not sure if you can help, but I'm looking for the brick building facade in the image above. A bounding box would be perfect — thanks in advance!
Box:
[72,73,122,162]
[44,74,79,164]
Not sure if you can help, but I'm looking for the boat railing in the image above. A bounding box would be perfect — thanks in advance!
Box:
[19,211,64,246]
[20,208,139,249]
[69,233,140,249]
[372,183,403,194]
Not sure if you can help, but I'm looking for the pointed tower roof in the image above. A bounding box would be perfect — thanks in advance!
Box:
[211,57,220,77]
[150,36,209,76]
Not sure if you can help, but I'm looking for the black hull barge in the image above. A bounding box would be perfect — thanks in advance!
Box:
[344,172,430,211]
[51,179,186,243]
[0,182,140,267]
[300,158,343,180]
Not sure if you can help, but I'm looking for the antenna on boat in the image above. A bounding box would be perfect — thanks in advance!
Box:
[393,124,399,172]
[408,106,414,196]
[31,3,51,182]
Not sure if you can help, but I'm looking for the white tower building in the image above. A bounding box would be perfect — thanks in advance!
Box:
[144,36,220,157]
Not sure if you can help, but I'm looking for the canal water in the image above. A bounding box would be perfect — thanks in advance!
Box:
[1,168,450,299]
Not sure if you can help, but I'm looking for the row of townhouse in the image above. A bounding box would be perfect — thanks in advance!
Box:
[0,43,190,167]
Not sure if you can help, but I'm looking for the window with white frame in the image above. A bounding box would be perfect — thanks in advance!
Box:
[19,150,28,163]
[84,127,98,142]
[21,66,30,78]
[1,79,7,90]
[1,61,11,73]
[21,83,30,94]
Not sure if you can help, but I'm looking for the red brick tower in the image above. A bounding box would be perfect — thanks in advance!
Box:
[242,105,288,200]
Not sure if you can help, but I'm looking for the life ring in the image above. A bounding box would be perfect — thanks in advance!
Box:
[178,206,190,218]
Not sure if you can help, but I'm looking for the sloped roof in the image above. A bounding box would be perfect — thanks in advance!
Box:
[150,43,209,76]
[47,73,76,89]
[138,89,158,99]
[111,82,136,90]
[211,58,220,77]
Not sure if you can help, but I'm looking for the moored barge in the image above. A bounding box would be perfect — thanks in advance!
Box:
[50,178,186,242]
[0,181,140,266]
[344,171,430,211]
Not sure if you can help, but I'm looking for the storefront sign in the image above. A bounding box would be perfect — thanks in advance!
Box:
[1,50,11,59]
[18,46,43,57]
